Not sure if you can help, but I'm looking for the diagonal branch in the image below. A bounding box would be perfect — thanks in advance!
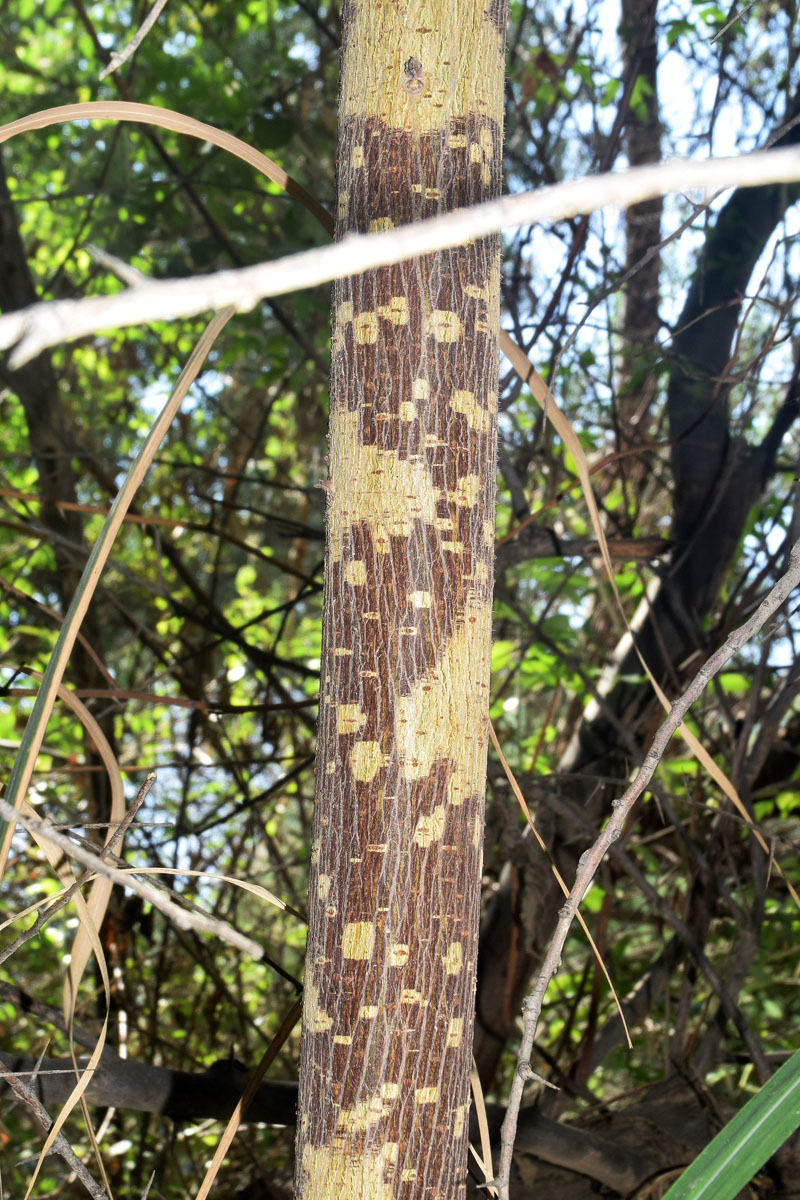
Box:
[495,535,800,1198]
[2,147,800,365]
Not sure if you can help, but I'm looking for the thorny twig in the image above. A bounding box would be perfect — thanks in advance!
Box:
[98,0,169,80]
[494,536,800,1198]
[0,1052,109,1200]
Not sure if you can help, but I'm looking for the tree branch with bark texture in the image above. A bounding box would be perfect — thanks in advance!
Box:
[2,147,800,364]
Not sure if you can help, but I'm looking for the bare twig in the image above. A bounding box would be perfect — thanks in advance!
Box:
[494,537,800,1198]
[710,0,758,43]
[1,147,800,365]
[0,799,264,960]
[0,774,155,968]
[98,0,169,79]
[0,1054,109,1199]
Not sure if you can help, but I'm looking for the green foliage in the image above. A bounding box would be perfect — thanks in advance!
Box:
[1,0,799,1196]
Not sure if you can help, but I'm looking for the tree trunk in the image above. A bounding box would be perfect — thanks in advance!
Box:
[616,0,661,437]
[294,3,507,1196]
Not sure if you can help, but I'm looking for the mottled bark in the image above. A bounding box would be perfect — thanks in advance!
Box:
[294,3,507,1197]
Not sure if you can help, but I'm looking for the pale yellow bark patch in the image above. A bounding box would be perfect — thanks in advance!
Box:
[333,647,353,657]
[400,989,429,1006]
[378,296,410,324]
[409,590,431,607]
[451,389,490,432]
[317,873,332,900]
[337,1085,398,1132]
[342,921,375,960]
[360,1005,379,1019]
[413,377,429,399]
[349,740,384,782]
[415,1086,438,1104]
[339,1,504,132]
[464,282,488,301]
[454,1103,469,1138]
[429,309,463,343]
[446,1017,464,1047]
[344,559,367,585]
[337,704,367,735]
[448,473,480,508]
[353,311,379,344]
[401,1169,418,1182]
[329,410,438,562]
[334,1034,353,1045]
[351,145,365,168]
[413,804,446,847]
[411,184,441,200]
[388,942,409,967]
[399,400,417,421]
[395,592,491,803]
[443,942,463,974]
[304,979,333,1033]
[369,216,395,232]
[332,301,353,356]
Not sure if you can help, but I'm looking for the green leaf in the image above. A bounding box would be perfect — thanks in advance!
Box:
[661,1050,800,1200]
[601,77,621,106]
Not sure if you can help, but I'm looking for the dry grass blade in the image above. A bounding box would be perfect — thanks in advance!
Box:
[19,795,113,1198]
[469,1063,498,1197]
[498,330,800,909]
[494,538,800,1198]
[0,308,233,862]
[124,867,305,922]
[0,799,264,959]
[488,722,631,1049]
[0,103,333,234]
[193,996,303,1200]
